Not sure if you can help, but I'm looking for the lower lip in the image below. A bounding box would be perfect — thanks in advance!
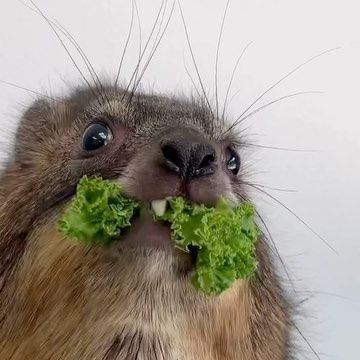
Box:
[121,211,172,249]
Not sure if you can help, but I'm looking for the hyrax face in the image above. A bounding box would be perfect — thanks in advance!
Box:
[0,86,289,360]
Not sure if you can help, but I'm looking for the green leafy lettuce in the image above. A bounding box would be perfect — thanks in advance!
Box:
[58,176,139,245]
[156,197,258,295]
[58,176,258,295]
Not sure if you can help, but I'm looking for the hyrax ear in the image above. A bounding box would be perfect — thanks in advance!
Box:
[13,98,52,166]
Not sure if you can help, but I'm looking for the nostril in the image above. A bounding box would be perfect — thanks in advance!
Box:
[162,144,181,166]
[161,143,184,174]
[199,153,215,169]
[160,137,216,179]
[193,148,216,177]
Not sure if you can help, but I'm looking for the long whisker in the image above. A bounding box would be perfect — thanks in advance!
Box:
[247,183,338,253]
[177,0,214,119]
[114,0,135,87]
[144,0,169,66]
[0,79,62,102]
[183,56,203,101]
[225,47,340,133]
[237,192,297,289]
[250,183,297,193]
[232,91,323,127]
[300,290,357,303]
[31,5,110,109]
[132,0,143,92]
[254,207,297,290]
[243,143,319,153]
[129,0,169,98]
[291,321,321,360]
[123,0,167,98]
[221,41,253,121]
[51,19,112,110]
[214,0,230,122]
[129,0,175,103]
[26,0,103,107]
[20,0,107,111]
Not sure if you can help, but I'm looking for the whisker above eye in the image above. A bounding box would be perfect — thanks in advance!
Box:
[214,0,230,123]
[50,19,112,111]
[221,41,253,122]
[128,0,174,101]
[114,0,135,88]
[25,0,104,109]
[21,0,109,113]
[131,0,143,94]
[177,0,214,120]
[122,0,167,100]
[231,90,324,127]
[183,58,203,102]
[225,47,340,134]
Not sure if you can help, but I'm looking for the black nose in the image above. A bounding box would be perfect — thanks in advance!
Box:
[161,133,216,179]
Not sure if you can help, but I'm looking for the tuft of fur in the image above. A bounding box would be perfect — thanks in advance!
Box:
[0,86,291,359]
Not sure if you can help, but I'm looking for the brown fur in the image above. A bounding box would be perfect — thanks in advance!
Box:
[0,87,290,359]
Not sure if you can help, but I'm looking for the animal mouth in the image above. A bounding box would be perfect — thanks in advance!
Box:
[121,210,172,249]
[120,198,199,263]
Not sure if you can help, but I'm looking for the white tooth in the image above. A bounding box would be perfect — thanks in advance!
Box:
[151,199,167,216]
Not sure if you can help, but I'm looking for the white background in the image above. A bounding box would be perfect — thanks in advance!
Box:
[0,1,359,359]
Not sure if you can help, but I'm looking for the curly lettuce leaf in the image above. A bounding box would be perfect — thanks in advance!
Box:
[58,176,258,295]
[58,176,139,245]
[157,197,258,295]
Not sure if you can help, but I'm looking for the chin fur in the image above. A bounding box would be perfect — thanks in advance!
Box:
[0,209,290,359]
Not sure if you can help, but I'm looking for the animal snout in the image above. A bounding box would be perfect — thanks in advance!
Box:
[160,129,216,180]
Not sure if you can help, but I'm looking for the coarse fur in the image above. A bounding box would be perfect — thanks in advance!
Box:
[0,86,291,359]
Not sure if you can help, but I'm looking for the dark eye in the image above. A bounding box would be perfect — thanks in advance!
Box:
[82,122,113,151]
[226,148,241,175]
